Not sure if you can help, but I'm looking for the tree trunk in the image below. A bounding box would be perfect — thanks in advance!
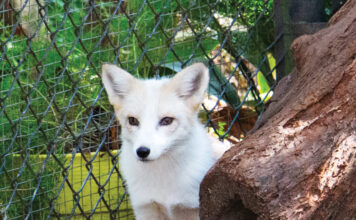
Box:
[200,0,356,219]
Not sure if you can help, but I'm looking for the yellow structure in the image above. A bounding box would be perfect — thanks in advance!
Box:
[55,151,134,219]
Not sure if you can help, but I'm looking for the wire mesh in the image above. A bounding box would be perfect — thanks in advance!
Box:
[0,0,276,219]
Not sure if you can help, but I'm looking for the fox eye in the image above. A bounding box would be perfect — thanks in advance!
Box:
[159,117,174,126]
[128,117,139,126]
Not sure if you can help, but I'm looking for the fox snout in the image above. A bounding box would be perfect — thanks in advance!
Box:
[136,146,150,160]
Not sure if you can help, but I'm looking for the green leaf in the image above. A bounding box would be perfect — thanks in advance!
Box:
[257,71,270,94]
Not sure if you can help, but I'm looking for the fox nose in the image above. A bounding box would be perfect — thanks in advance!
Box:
[136,146,150,159]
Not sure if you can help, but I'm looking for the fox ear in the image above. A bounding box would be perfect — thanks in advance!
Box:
[169,63,209,108]
[102,64,135,106]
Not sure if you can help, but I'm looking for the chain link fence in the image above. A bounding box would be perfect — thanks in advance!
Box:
[0,0,276,219]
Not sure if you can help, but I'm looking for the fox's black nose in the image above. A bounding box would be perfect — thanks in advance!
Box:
[136,146,150,159]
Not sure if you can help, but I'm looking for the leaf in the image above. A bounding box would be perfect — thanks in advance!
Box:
[257,71,270,94]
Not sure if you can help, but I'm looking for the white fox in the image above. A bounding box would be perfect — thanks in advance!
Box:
[102,63,221,220]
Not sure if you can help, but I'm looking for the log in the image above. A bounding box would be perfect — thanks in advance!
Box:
[200,0,356,219]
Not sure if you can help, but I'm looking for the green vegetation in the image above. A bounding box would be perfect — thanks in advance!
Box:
[0,153,63,219]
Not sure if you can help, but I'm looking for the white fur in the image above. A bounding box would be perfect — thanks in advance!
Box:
[102,63,217,220]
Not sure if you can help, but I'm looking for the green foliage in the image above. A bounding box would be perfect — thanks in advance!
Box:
[215,0,273,25]
[125,0,219,77]
[216,121,228,137]
[0,154,64,219]
[233,1,275,87]
[188,0,275,106]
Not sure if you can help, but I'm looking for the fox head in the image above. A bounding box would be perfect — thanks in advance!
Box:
[102,63,209,162]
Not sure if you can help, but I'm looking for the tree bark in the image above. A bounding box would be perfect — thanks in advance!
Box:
[200,0,356,219]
